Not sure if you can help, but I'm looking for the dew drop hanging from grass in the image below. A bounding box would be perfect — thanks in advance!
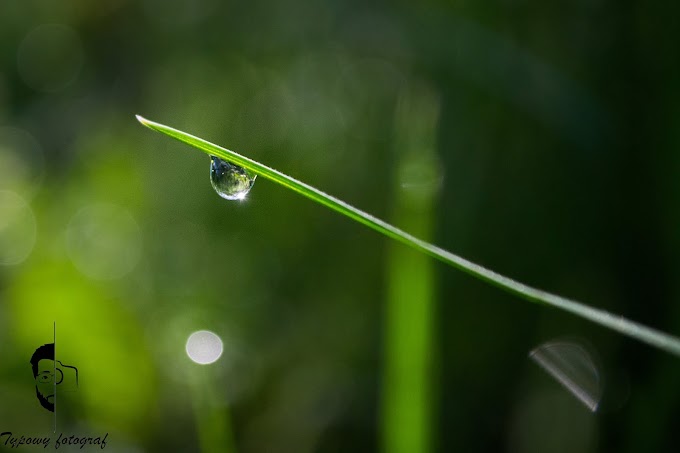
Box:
[209,155,256,200]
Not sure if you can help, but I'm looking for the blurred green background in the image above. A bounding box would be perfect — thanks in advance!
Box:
[1,0,679,452]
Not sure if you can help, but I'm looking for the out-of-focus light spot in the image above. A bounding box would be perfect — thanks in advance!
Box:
[0,191,37,266]
[233,84,294,151]
[66,203,141,280]
[338,58,404,141]
[339,12,410,61]
[17,24,83,92]
[0,72,7,120]
[186,330,223,365]
[529,339,602,412]
[508,389,598,453]
[142,0,218,28]
[398,156,443,202]
[284,54,348,147]
[394,82,442,202]
[0,127,44,197]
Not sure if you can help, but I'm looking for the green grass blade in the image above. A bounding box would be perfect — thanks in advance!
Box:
[136,115,680,357]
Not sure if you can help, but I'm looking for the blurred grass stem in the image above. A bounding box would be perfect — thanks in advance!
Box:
[189,367,235,453]
[381,86,439,453]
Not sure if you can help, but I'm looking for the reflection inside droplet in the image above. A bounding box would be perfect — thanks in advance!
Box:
[209,156,256,201]
[186,330,223,365]
[529,340,602,412]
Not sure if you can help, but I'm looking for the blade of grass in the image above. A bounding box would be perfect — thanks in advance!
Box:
[136,114,680,357]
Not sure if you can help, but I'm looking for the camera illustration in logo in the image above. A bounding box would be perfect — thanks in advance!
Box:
[29,343,79,412]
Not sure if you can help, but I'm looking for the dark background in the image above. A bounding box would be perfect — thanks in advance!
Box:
[0,1,678,452]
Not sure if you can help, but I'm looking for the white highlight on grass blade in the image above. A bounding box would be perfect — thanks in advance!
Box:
[529,340,601,412]
[186,330,223,365]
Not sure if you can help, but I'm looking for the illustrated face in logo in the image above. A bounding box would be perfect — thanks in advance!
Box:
[30,343,78,412]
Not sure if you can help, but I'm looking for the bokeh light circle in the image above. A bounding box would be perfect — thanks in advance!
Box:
[0,127,45,197]
[0,191,37,266]
[17,24,83,92]
[66,203,142,280]
[186,330,223,365]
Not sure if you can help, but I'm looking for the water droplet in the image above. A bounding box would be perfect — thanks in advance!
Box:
[529,339,602,412]
[209,156,256,201]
